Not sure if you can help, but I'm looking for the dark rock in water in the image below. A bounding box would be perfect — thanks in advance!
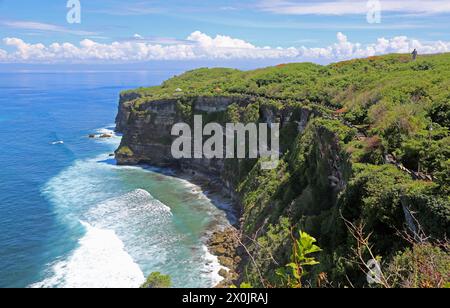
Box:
[88,134,96,138]
[100,134,113,138]
[109,154,115,157]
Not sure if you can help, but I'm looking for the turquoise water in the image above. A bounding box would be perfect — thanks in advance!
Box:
[0,72,232,288]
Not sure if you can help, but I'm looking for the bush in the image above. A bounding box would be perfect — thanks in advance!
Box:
[116,146,133,156]
[141,272,172,288]
[429,100,450,127]
[386,243,450,288]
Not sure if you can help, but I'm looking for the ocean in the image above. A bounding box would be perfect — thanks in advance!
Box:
[0,71,232,288]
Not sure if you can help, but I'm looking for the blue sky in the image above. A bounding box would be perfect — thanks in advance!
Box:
[0,0,450,65]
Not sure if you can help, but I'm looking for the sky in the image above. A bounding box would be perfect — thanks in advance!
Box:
[0,0,450,67]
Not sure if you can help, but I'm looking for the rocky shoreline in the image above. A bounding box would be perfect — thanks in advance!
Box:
[148,169,243,288]
[208,228,241,288]
[172,170,243,287]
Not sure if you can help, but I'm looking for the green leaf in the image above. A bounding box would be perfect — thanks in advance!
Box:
[276,231,322,288]
[286,262,299,270]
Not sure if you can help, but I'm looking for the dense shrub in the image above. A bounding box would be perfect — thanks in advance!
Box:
[141,272,172,288]
[386,244,450,288]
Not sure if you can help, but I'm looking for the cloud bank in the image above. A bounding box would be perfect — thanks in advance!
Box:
[1,31,449,63]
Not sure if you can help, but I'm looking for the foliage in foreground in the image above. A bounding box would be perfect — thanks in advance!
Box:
[276,231,322,288]
[140,272,172,289]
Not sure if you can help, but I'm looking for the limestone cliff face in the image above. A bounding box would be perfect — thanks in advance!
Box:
[115,92,143,133]
[115,94,327,199]
[115,97,179,166]
[117,95,299,169]
[116,96,241,169]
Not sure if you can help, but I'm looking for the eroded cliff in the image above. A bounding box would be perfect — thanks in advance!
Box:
[114,56,450,287]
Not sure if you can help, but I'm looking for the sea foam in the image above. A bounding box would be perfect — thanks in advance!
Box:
[31,221,145,288]
[33,186,174,288]
[33,127,231,288]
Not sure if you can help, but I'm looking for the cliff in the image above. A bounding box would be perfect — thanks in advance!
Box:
[115,92,318,196]
[115,54,450,287]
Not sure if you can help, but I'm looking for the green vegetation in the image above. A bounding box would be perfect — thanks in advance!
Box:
[386,243,450,288]
[276,231,322,288]
[122,53,450,288]
[140,272,172,289]
[123,53,449,190]
[116,146,134,157]
[231,282,254,289]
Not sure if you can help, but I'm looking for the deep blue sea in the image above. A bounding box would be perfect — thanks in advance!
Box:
[0,71,231,288]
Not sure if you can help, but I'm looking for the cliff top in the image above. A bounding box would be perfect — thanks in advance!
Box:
[122,53,450,110]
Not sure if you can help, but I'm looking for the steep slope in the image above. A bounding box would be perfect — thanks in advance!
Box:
[115,53,450,287]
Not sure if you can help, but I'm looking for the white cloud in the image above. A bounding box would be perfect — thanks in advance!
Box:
[3,38,48,60]
[1,31,449,63]
[258,0,450,15]
[0,20,98,36]
[123,34,193,45]
[0,48,7,60]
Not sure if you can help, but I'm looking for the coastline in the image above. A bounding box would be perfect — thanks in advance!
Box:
[207,228,241,288]
[166,169,242,288]
[33,125,236,288]
[122,162,243,287]
[108,129,240,288]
